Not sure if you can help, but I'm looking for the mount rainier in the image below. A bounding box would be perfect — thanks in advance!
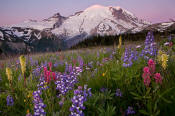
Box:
[0,5,174,54]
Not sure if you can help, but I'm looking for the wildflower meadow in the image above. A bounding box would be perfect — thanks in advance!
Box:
[0,32,175,116]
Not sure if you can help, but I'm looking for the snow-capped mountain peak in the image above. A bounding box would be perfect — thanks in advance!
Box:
[52,5,150,38]
[10,12,66,30]
[85,4,104,10]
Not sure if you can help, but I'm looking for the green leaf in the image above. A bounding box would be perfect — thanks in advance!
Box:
[154,101,158,112]
[160,96,172,103]
[139,110,150,115]
[159,87,175,97]
[130,92,140,97]
[145,88,151,96]
[155,110,160,116]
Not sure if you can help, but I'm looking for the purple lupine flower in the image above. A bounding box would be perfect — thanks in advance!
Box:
[16,59,20,65]
[109,54,113,60]
[30,57,34,66]
[122,47,134,67]
[106,48,112,53]
[115,89,122,97]
[6,95,14,106]
[133,51,138,61]
[59,97,65,107]
[55,66,82,97]
[35,60,39,66]
[58,61,64,66]
[0,75,2,81]
[18,74,22,81]
[74,66,83,75]
[32,66,41,77]
[59,101,64,107]
[78,56,84,69]
[129,50,135,61]
[54,62,59,67]
[68,65,73,73]
[88,61,93,69]
[55,74,71,96]
[69,85,92,116]
[37,78,49,91]
[97,51,100,58]
[126,106,135,115]
[41,61,48,68]
[33,90,46,116]
[168,35,172,41]
[123,48,129,63]
[141,32,157,59]
[100,88,108,93]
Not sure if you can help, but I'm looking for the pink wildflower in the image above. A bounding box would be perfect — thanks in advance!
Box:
[46,71,51,82]
[154,73,162,84]
[142,67,151,87]
[143,76,151,87]
[148,59,155,74]
[143,67,150,74]
[52,72,56,81]
[48,62,52,71]
[169,42,173,47]
[43,67,47,81]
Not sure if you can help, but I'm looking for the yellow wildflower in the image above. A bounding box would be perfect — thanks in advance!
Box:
[44,82,48,88]
[27,91,33,98]
[102,70,107,77]
[118,36,122,49]
[161,53,168,70]
[157,50,168,70]
[6,67,12,81]
[24,99,26,102]
[19,55,26,75]
[102,73,105,77]
[157,50,163,63]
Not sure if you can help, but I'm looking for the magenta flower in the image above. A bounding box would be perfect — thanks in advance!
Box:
[143,66,150,74]
[148,59,155,74]
[142,67,151,87]
[52,72,56,81]
[48,62,52,71]
[154,73,162,84]
[142,59,163,87]
[143,76,151,87]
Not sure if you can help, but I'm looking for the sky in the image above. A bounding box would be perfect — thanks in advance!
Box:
[0,0,175,26]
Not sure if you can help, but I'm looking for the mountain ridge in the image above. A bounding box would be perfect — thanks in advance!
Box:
[0,5,175,55]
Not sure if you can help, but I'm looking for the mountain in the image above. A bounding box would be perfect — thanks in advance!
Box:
[142,21,175,32]
[10,13,66,31]
[0,13,67,55]
[0,5,175,55]
[0,26,64,55]
[52,5,150,39]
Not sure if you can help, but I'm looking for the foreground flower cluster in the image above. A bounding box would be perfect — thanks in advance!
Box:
[142,59,162,87]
